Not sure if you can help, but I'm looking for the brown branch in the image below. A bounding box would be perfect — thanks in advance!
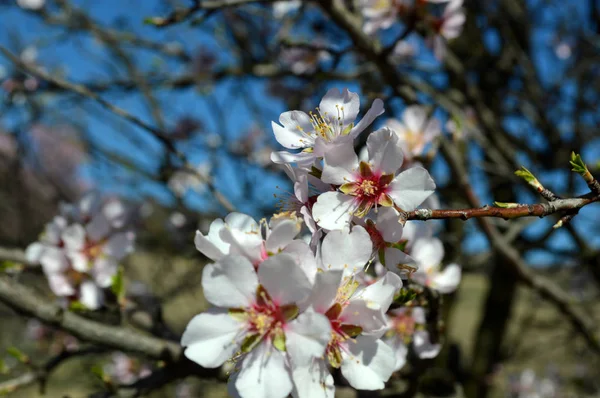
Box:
[405,194,599,221]
[0,274,182,361]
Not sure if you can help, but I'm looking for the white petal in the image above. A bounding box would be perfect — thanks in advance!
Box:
[319,88,359,128]
[182,308,244,368]
[270,150,316,167]
[194,219,230,261]
[44,216,67,244]
[273,111,314,150]
[339,299,387,333]
[92,257,118,287]
[388,167,436,211]
[102,199,127,228]
[86,213,111,242]
[47,273,75,296]
[220,213,263,264]
[402,221,433,249]
[320,225,372,277]
[258,253,311,305]
[411,237,445,270]
[291,359,334,398]
[68,251,90,273]
[349,98,385,138]
[312,192,355,231]
[375,207,403,243]
[202,255,258,308]
[281,240,318,284]
[321,143,358,185]
[62,224,86,251]
[355,271,402,315]
[39,247,69,274]
[402,105,427,133]
[305,270,343,313]
[231,342,293,398]
[411,307,427,324]
[431,263,461,293]
[341,336,395,390]
[25,242,45,263]
[79,280,104,310]
[366,127,404,175]
[413,330,441,359]
[286,311,331,366]
[384,247,417,277]
[266,217,301,253]
[384,335,409,371]
[103,232,134,260]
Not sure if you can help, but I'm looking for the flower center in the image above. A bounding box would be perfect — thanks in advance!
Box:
[387,310,417,343]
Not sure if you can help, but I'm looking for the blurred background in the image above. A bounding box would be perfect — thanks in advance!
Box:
[0,0,599,397]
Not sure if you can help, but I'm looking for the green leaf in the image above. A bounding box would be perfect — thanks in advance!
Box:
[570,152,588,174]
[514,166,541,189]
[143,17,165,26]
[69,301,89,312]
[494,201,519,209]
[6,347,28,364]
[394,288,417,305]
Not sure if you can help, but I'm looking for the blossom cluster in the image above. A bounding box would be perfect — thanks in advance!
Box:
[26,192,135,310]
[182,88,461,398]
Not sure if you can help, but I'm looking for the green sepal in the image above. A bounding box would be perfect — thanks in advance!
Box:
[69,300,89,312]
[394,288,417,305]
[228,308,248,321]
[281,304,299,322]
[273,330,286,352]
[110,266,126,305]
[378,193,394,207]
[379,173,395,186]
[340,182,359,195]
[340,324,362,338]
[388,240,408,252]
[378,248,386,266]
[309,166,322,179]
[241,334,262,353]
[359,161,373,177]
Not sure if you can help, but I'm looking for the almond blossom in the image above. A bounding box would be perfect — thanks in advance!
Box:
[181,253,331,398]
[384,105,441,163]
[383,306,441,371]
[312,127,436,230]
[409,237,461,293]
[270,88,384,167]
[428,0,466,59]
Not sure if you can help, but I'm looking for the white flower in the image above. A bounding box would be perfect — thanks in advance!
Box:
[270,88,384,167]
[194,212,316,279]
[273,0,302,19]
[429,0,466,59]
[409,237,461,293]
[384,105,441,162]
[360,207,418,277]
[168,163,210,197]
[292,269,402,395]
[280,47,331,75]
[319,225,373,278]
[312,127,436,230]
[383,307,441,371]
[181,253,331,398]
[17,0,45,11]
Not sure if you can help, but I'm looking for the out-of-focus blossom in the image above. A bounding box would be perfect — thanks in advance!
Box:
[168,163,211,197]
[429,0,466,59]
[273,0,302,19]
[383,306,441,370]
[280,47,331,75]
[104,352,152,384]
[407,233,461,293]
[384,105,441,162]
[17,0,45,10]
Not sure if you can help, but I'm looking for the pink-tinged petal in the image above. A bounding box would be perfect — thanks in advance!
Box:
[375,207,403,243]
[47,273,75,296]
[413,330,442,359]
[388,167,436,211]
[62,224,86,251]
[321,143,359,185]
[270,150,316,167]
[340,299,387,333]
[266,216,302,253]
[431,263,461,293]
[182,308,244,368]
[194,219,229,261]
[92,257,118,288]
[291,359,334,398]
[349,98,385,138]
[273,111,314,150]
[312,192,355,231]
[202,255,258,308]
[321,225,372,277]
[355,271,402,314]
[79,280,104,310]
[319,88,360,128]
[220,213,263,264]
[86,213,111,242]
[411,237,444,270]
[367,127,404,174]
[281,240,318,284]
[286,311,331,366]
[306,270,343,313]
[103,231,134,260]
[39,247,69,274]
[341,336,395,390]
[258,253,311,305]
[384,247,417,277]
[383,335,409,371]
[231,341,293,398]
